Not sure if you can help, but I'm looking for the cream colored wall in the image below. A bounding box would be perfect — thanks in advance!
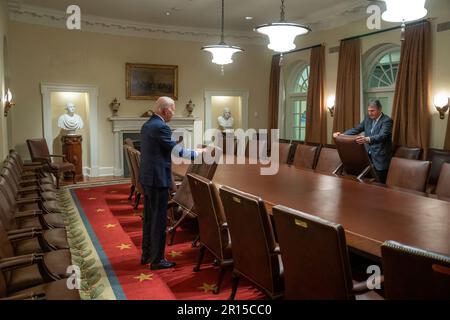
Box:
[0,0,9,159]
[50,92,89,170]
[282,0,450,147]
[8,22,272,167]
[211,96,242,130]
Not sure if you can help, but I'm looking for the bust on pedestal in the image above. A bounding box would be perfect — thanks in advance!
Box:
[58,103,84,180]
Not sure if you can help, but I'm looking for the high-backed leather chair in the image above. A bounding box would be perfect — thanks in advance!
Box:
[278,142,293,165]
[128,148,143,210]
[167,152,218,245]
[7,151,55,188]
[123,139,137,201]
[381,240,450,299]
[219,186,283,300]
[292,143,320,170]
[394,146,422,160]
[426,148,450,193]
[26,139,76,189]
[435,162,450,199]
[314,145,342,175]
[386,157,430,192]
[187,173,232,294]
[333,135,377,181]
[0,221,72,294]
[272,205,383,300]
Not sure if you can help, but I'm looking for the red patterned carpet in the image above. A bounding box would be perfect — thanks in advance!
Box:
[73,183,264,300]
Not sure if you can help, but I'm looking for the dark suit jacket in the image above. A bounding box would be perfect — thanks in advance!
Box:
[139,115,196,188]
[344,113,393,171]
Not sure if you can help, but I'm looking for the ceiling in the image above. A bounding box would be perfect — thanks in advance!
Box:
[9,0,378,32]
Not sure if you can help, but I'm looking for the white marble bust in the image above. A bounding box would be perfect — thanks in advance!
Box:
[58,102,84,135]
[217,107,234,132]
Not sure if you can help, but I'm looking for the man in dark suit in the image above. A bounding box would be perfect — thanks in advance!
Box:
[333,100,393,183]
[139,96,200,270]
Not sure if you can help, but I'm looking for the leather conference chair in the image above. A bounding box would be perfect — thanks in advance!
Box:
[187,173,233,294]
[0,167,62,215]
[381,240,450,299]
[167,151,219,245]
[435,162,450,199]
[272,205,383,300]
[386,157,431,193]
[26,138,76,189]
[0,178,65,229]
[219,186,283,300]
[0,221,72,294]
[123,139,137,201]
[278,142,293,165]
[394,146,422,160]
[291,143,321,170]
[8,149,55,184]
[314,145,342,175]
[0,190,68,255]
[333,135,378,181]
[426,148,450,193]
[128,148,144,210]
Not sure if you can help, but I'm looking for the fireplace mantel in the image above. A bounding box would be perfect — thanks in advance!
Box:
[109,116,202,176]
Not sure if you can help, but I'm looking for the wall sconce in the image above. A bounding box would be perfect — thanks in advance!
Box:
[186,99,195,117]
[110,98,121,116]
[327,95,335,117]
[3,89,15,117]
[434,94,449,120]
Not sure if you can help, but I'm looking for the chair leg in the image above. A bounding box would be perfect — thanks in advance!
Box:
[72,171,76,184]
[128,185,135,200]
[55,172,61,189]
[228,272,240,300]
[193,245,206,272]
[167,210,188,245]
[191,234,200,248]
[133,193,141,209]
[213,263,228,295]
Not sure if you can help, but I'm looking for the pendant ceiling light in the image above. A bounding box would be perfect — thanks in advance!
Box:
[201,0,243,73]
[254,0,310,54]
[382,0,428,40]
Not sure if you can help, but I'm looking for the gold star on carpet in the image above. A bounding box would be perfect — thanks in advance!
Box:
[88,197,97,200]
[110,190,118,193]
[134,273,153,282]
[116,243,132,250]
[96,208,105,213]
[104,224,117,229]
[168,250,182,258]
[198,283,217,293]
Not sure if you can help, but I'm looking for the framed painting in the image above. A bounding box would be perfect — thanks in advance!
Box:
[126,63,178,100]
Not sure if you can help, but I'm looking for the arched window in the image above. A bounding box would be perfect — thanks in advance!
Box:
[363,44,401,117]
[285,64,309,141]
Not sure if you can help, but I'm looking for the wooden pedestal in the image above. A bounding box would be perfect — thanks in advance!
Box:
[62,135,83,180]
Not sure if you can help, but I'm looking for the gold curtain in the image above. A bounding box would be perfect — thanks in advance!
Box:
[305,45,327,144]
[333,38,361,134]
[268,54,281,130]
[391,21,431,153]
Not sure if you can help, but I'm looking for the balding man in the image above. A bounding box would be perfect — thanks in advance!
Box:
[139,96,199,270]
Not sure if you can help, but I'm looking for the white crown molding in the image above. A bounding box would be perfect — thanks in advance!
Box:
[8,3,266,45]
[7,1,374,45]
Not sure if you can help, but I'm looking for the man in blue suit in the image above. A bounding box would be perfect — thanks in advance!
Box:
[333,100,393,183]
[139,96,199,270]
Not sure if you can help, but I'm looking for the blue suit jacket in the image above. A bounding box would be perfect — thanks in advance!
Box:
[139,115,196,188]
[344,113,393,171]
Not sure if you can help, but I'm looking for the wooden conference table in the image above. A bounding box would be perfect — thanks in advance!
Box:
[172,161,450,260]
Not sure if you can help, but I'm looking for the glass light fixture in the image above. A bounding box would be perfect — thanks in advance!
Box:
[382,0,428,41]
[254,0,310,54]
[327,95,335,117]
[201,0,243,74]
[433,93,449,120]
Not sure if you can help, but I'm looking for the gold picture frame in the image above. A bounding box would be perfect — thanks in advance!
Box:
[126,63,178,100]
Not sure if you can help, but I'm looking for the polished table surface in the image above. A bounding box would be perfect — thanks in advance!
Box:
[173,162,450,258]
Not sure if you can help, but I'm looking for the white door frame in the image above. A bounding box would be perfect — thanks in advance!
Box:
[204,90,249,131]
[40,83,99,177]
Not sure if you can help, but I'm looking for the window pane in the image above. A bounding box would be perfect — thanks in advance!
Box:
[368,49,400,88]
[294,114,300,125]
[300,128,306,141]
[293,101,300,113]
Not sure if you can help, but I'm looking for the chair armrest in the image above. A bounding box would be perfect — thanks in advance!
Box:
[8,229,43,242]
[33,157,52,165]
[7,227,41,235]
[17,185,41,194]
[16,198,40,205]
[0,254,59,282]
[49,154,68,162]
[352,275,384,294]
[0,291,46,300]
[14,210,43,219]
